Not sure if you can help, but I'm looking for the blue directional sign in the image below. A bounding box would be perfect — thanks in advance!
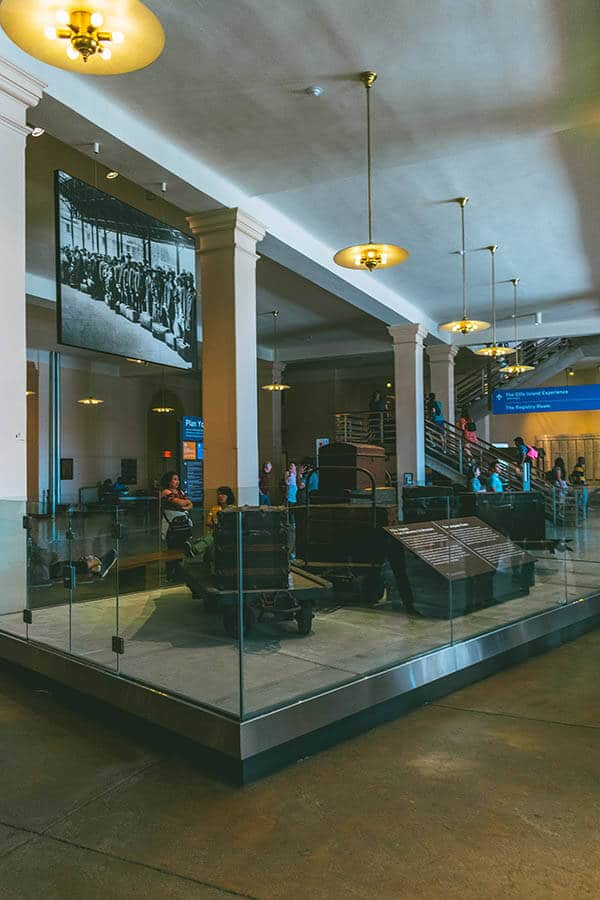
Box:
[493,384,600,415]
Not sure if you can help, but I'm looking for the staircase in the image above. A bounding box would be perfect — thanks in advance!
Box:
[334,411,554,515]
[455,337,574,419]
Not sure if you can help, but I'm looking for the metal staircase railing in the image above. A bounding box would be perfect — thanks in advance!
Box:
[334,410,581,521]
[334,410,396,453]
[455,337,570,413]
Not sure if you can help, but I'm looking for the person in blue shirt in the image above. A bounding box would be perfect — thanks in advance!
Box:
[469,466,485,493]
[487,462,504,493]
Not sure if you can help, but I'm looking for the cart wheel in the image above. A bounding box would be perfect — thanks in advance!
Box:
[223,605,254,638]
[296,607,313,635]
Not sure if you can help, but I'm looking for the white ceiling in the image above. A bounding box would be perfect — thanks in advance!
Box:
[3,0,600,352]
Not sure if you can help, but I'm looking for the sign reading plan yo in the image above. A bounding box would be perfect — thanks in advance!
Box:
[493,384,600,415]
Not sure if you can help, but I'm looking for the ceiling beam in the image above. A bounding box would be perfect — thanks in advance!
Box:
[0,36,444,340]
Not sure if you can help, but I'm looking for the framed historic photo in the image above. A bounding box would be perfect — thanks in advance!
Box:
[55,170,197,370]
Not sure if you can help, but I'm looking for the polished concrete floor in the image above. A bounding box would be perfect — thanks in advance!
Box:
[0,629,599,898]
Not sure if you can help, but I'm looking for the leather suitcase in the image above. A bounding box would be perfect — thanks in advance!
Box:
[214,507,289,589]
[318,442,387,494]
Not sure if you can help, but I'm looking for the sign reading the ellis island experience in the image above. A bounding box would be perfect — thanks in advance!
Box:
[386,517,533,581]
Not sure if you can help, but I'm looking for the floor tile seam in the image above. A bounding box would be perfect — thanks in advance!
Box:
[431,702,600,730]
[37,757,164,835]
[1,826,262,899]
[0,827,39,862]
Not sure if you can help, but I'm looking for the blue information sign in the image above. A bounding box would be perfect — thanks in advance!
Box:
[180,417,204,502]
[182,415,204,441]
[493,384,600,415]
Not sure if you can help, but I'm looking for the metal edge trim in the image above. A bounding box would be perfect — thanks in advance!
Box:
[239,596,600,758]
[0,632,241,758]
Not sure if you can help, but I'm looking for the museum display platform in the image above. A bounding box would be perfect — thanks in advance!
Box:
[1,563,599,782]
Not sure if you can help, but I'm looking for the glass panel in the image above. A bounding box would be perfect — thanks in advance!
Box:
[25,510,72,651]
[240,489,454,719]
[66,507,118,669]
[118,496,242,718]
[0,499,28,640]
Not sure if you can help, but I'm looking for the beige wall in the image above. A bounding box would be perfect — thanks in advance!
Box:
[281,360,394,464]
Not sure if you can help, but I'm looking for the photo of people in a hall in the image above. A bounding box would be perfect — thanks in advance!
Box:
[56,171,197,369]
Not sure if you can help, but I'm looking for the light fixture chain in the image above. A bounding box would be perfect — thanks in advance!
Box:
[460,203,467,320]
[491,248,496,345]
[513,279,519,364]
[366,81,373,245]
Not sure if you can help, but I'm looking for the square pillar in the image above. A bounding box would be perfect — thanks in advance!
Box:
[427,344,459,425]
[0,59,44,616]
[388,324,428,485]
[187,208,266,507]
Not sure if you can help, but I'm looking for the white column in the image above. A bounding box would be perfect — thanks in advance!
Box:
[427,344,459,425]
[0,59,44,616]
[388,324,428,485]
[188,208,266,507]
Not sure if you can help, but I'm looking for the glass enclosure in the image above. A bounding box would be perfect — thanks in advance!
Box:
[1,480,598,724]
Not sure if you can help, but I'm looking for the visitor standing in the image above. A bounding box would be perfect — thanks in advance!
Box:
[259,461,272,506]
[486,462,504,493]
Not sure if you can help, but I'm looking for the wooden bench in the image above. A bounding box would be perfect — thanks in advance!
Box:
[118,549,183,590]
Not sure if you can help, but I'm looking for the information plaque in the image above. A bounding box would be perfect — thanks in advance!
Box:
[385,516,535,618]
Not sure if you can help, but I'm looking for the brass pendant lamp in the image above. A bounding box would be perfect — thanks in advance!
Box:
[0,1,164,75]
[78,361,104,406]
[501,278,535,375]
[334,72,408,272]
[152,369,175,413]
[474,245,515,358]
[440,198,490,335]
[262,310,290,391]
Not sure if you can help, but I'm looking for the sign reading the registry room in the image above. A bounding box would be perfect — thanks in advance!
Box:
[493,384,600,415]
[55,171,197,370]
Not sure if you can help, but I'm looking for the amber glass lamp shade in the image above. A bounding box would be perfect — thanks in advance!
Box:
[0,0,164,75]
[334,242,408,272]
[439,318,490,335]
[475,344,516,358]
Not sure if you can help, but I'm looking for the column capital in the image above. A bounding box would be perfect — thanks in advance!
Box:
[388,323,428,347]
[187,207,266,255]
[427,344,459,364]
[0,58,45,135]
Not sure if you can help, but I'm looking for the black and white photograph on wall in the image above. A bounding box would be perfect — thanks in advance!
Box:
[55,170,197,370]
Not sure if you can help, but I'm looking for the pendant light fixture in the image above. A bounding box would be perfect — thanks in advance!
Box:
[78,362,104,406]
[262,310,290,392]
[334,72,408,272]
[440,198,490,335]
[152,369,175,413]
[474,245,515,358]
[501,279,535,376]
[0,1,164,76]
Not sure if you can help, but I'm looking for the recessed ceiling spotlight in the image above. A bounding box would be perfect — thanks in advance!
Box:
[30,126,45,137]
[106,170,119,180]
[305,85,324,97]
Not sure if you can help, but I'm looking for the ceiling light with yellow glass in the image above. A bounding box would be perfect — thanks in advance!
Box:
[334,72,408,272]
[501,279,535,375]
[0,1,165,75]
[440,198,490,335]
[474,245,515,358]
[261,310,290,392]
